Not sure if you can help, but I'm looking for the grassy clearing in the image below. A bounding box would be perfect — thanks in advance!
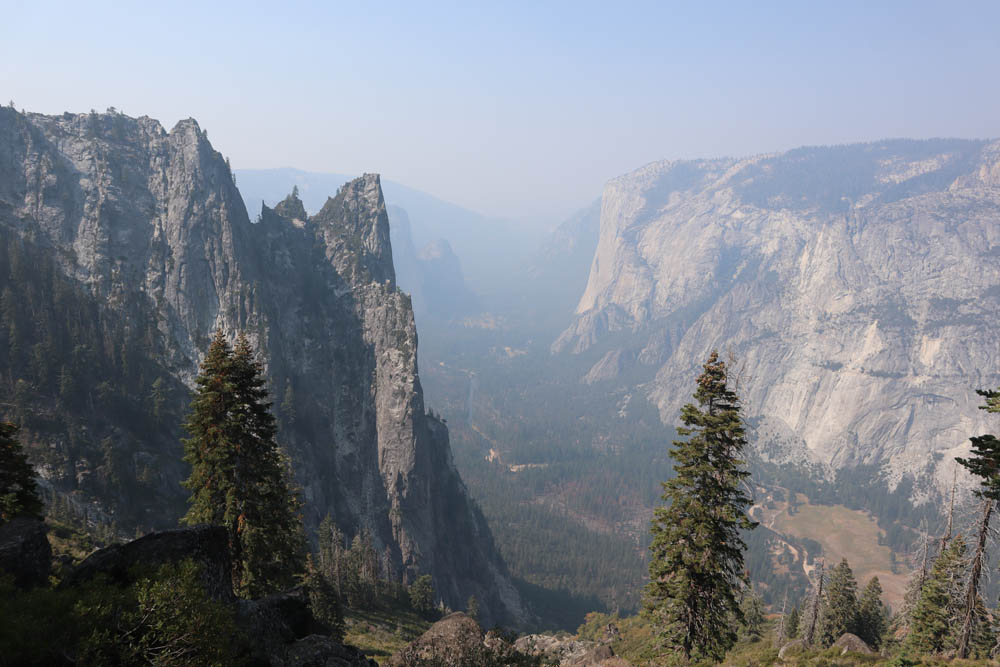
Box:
[772,501,908,608]
[343,605,432,664]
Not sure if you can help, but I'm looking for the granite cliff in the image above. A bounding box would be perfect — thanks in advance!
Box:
[0,107,526,626]
[387,204,479,321]
[555,139,1000,493]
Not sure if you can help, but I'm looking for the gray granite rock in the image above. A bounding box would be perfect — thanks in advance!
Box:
[0,517,51,588]
[555,140,1000,495]
[832,632,875,655]
[0,107,526,626]
[64,524,233,601]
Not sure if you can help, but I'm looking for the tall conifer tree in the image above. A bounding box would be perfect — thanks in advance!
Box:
[857,576,887,649]
[181,331,305,598]
[642,351,757,661]
[0,421,43,524]
[819,558,859,646]
[906,535,966,655]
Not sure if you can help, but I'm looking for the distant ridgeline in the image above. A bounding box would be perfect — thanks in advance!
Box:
[0,107,528,627]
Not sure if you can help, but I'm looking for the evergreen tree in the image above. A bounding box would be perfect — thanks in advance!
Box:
[856,576,887,650]
[786,605,800,639]
[968,595,996,660]
[642,351,757,662]
[317,513,347,596]
[304,554,346,641]
[467,595,479,621]
[0,422,43,524]
[896,528,931,640]
[906,535,966,655]
[181,331,305,598]
[409,574,435,617]
[818,558,859,646]
[739,588,765,642]
[955,386,1000,658]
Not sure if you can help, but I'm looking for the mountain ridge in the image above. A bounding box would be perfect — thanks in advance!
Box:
[555,138,1000,495]
[0,107,527,627]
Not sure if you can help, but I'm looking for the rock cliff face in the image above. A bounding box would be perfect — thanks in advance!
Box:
[0,108,526,626]
[387,205,478,321]
[555,140,1000,492]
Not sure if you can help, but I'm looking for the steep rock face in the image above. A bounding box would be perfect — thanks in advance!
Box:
[0,108,526,626]
[387,205,478,321]
[555,140,1000,491]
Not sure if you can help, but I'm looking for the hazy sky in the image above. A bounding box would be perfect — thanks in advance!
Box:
[3,1,999,224]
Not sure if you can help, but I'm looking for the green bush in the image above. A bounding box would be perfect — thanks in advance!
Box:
[0,560,239,666]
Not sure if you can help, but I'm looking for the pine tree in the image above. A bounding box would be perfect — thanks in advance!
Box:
[968,595,996,660]
[856,577,887,650]
[409,574,435,617]
[957,499,994,658]
[774,592,789,647]
[304,554,345,641]
[786,605,800,639]
[896,525,931,640]
[0,421,43,524]
[181,331,305,598]
[906,535,966,655]
[642,351,757,662]
[317,513,346,596]
[467,595,479,621]
[955,386,1000,658]
[739,588,765,643]
[819,558,859,646]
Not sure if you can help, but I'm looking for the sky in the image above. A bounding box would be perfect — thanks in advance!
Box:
[3,0,999,224]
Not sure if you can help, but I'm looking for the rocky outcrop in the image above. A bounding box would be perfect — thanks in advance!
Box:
[0,107,526,626]
[0,518,51,588]
[236,589,379,666]
[831,633,875,655]
[556,140,1000,492]
[285,635,376,667]
[388,612,542,666]
[64,524,233,600]
[514,634,618,666]
[388,612,484,666]
[59,529,374,666]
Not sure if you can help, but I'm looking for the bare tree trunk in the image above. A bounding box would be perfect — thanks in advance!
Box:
[940,467,958,553]
[957,498,994,658]
[775,590,788,647]
[804,561,825,646]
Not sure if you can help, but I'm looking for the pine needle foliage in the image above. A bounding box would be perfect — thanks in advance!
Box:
[818,558,859,646]
[786,605,800,639]
[956,384,1000,501]
[905,535,966,655]
[642,351,757,662]
[181,331,305,598]
[856,576,887,650]
[0,421,43,524]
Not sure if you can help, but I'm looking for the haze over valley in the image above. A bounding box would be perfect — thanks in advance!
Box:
[3,2,1000,664]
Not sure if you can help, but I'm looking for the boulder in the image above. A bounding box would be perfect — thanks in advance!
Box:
[389,612,484,665]
[832,632,875,655]
[285,635,377,667]
[0,517,51,588]
[515,633,618,666]
[236,588,327,663]
[62,524,233,600]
